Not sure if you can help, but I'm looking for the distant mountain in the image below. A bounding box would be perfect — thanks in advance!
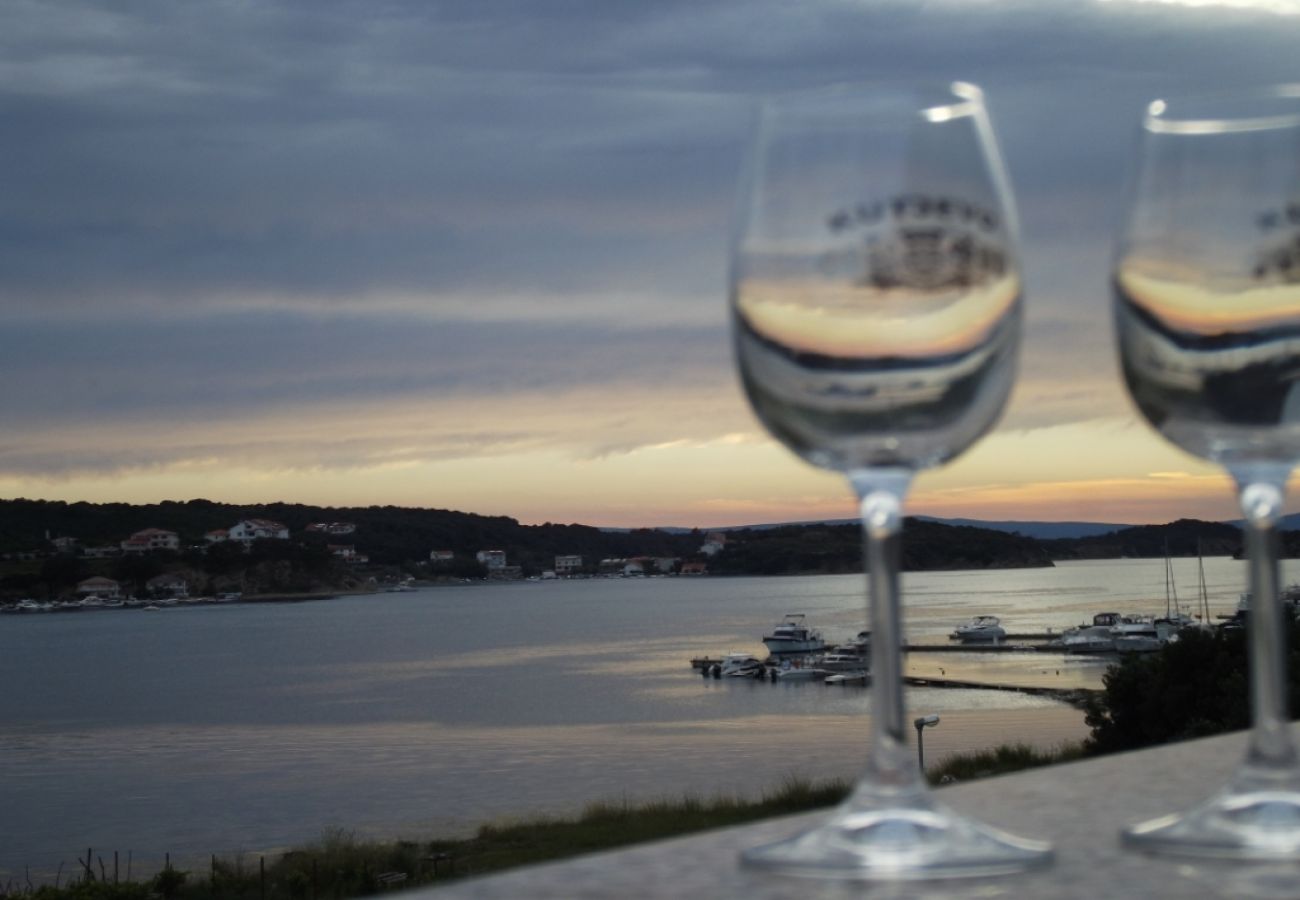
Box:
[677,516,1131,540]
[1229,512,1300,532]
[1042,518,1243,559]
[914,517,1132,540]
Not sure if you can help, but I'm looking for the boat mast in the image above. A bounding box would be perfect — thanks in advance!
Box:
[1197,538,1211,624]
[1164,539,1178,619]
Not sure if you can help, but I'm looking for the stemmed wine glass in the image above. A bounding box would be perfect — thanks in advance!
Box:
[729,82,1051,878]
[1115,85,1300,858]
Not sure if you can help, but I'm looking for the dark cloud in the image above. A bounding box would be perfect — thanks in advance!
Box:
[3,0,1300,481]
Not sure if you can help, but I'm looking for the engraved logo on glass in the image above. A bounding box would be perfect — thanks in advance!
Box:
[825,194,1007,291]
[1253,201,1300,282]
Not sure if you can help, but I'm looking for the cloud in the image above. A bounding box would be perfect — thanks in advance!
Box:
[3,0,1299,519]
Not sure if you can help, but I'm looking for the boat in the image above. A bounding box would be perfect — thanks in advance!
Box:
[824,671,869,686]
[1110,615,1162,653]
[761,614,826,655]
[772,659,831,682]
[820,650,869,672]
[1062,612,1120,654]
[949,615,1006,642]
[709,653,766,678]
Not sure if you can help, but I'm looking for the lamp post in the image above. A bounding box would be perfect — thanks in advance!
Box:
[914,714,940,772]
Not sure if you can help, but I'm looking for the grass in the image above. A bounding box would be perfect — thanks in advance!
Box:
[4,746,1088,899]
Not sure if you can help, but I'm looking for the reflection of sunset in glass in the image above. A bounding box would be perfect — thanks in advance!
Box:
[1118,268,1300,336]
[735,274,1019,358]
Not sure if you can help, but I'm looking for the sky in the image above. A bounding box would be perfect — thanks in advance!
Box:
[2,0,1300,529]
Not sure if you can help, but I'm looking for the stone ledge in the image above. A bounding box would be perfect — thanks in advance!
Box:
[407,726,1300,898]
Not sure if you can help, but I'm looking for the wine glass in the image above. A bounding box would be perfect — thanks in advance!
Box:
[1115,85,1300,858]
[729,82,1050,878]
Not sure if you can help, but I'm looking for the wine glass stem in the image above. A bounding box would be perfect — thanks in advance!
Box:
[1235,473,1297,769]
[851,468,920,786]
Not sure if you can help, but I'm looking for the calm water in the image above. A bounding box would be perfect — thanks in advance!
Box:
[0,558,1278,879]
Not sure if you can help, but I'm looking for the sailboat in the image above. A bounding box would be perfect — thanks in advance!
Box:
[1153,541,1196,642]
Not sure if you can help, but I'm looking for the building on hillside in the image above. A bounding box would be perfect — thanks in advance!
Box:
[554,555,582,576]
[82,544,120,559]
[598,558,627,576]
[699,532,727,556]
[680,561,708,576]
[146,573,189,598]
[328,544,364,562]
[476,550,507,570]
[486,565,523,581]
[76,576,121,599]
[651,556,679,574]
[229,519,290,543]
[429,549,456,562]
[121,528,180,555]
[306,522,357,535]
[205,529,229,544]
[50,536,79,554]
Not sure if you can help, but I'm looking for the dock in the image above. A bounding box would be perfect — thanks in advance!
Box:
[903,674,1096,708]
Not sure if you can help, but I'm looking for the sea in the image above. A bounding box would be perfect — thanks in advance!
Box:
[0,556,1282,881]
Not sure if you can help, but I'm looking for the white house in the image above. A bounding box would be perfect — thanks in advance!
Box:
[146,573,189,598]
[554,555,582,575]
[306,522,357,535]
[121,528,180,554]
[76,576,121,599]
[50,536,79,554]
[476,550,507,570]
[699,532,728,557]
[229,519,290,543]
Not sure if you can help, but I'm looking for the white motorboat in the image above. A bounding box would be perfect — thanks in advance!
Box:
[825,670,869,686]
[1062,612,1120,654]
[761,614,826,655]
[1111,615,1162,653]
[710,652,766,678]
[950,615,1006,642]
[820,649,869,672]
[773,660,831,682]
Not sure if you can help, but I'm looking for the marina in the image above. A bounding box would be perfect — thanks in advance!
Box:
[0,556,1283,883]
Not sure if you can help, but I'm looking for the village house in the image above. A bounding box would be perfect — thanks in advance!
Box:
[75,576,121,599]
[121,528,180,555]
[146,573,189,599]
[204,529,229,544]
[81,545,120,559]
[554,554,582,576]
[306,522,357,535]
[476,550,507,570]
[429,549,455,562]
[50,536,79,554]
[680,561,708,576]
[328,544,364,563]
[699,532,727,556]
[228,519,290,544]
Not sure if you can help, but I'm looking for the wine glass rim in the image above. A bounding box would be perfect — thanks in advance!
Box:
[1145,84,1300,135]
[760,80,985,123]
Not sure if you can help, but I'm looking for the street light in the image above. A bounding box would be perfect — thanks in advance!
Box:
[913,714,940,772]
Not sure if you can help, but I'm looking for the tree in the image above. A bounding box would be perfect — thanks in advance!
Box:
[1084,621,1300,755]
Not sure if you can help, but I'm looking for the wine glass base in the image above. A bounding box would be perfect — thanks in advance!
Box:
[741,791,1052,880]
[1124,767,1300,859]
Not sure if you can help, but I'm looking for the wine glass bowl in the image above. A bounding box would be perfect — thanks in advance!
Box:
[1114,85,1300,858]
[730,81,1050,879]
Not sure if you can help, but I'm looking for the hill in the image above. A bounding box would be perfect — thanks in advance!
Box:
[1041,518,1243,559]
[706,518,1055,576]
[914,516,1132,540]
